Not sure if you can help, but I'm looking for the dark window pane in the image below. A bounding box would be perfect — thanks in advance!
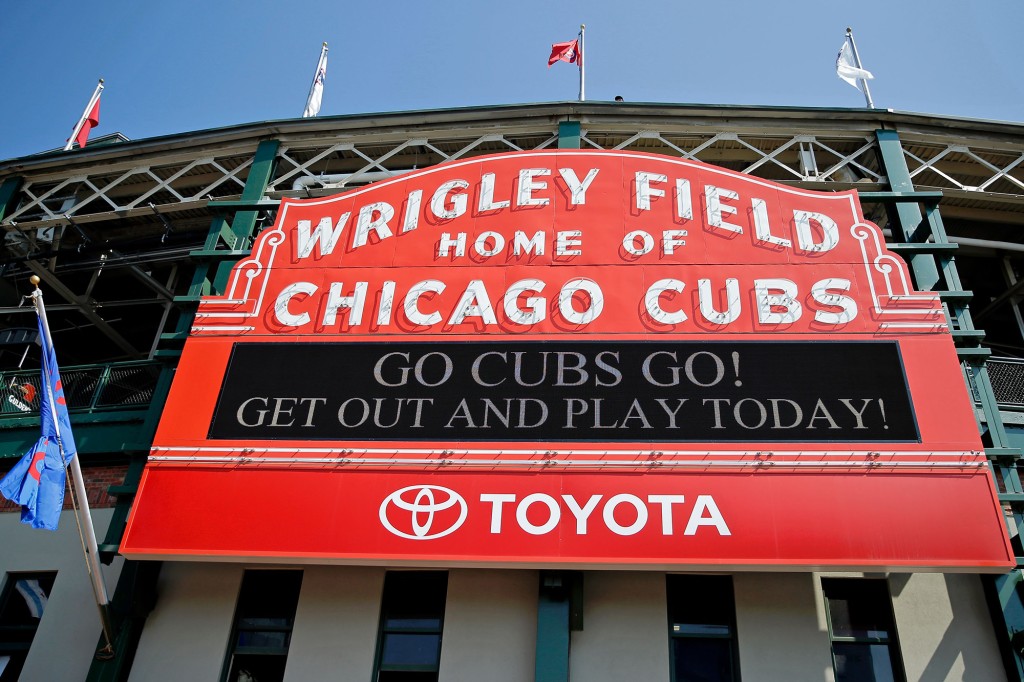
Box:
[226,653,288,682]
[833,643,897,682]
[673,638,735,682]
[823,579,903,682]
[223,571,302,682]
[667,575,735,633]
[673,623,732,637]
[0,574,55,625]
[378,671,439,682]
[375,571,448,680]
[0,652,28,682]
[381,633,442,667]
[237,630,290,651]
[235,571,302,624]
[667,575,739,682]
[822,579,895,640]
[381,572,448,628]
[384,617,442,630]
[0,572,56,682]
[238,617,291,629]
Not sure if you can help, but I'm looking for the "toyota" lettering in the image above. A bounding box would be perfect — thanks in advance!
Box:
[479,493,730,536]
[379,486,730,540]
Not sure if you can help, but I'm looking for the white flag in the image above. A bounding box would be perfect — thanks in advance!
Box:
[836,38,873,89]
[15,579,48,618]
[303,43,328,118]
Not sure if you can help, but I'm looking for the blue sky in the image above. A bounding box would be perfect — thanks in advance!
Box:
[1,0,1020,161]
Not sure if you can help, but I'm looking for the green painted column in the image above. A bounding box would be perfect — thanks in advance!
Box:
[536,571,571,682]
[984,571,1024,680]
[535,571,582,682]
[213,139,280,292]
[874,129,940,290]
[0,176,22,220]
[558,121,581,149]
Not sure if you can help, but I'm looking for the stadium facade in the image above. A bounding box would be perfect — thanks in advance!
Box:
[1,102,1024,682]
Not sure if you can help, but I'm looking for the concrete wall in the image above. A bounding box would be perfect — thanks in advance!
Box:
[439,569,538,682]
[284,566,384,682]
[119,564,1010,682]
[570,571,670,681]
[129,562,243,682]
[889,572,1005,682]
[0,508,121,682]
[735,572,834,682]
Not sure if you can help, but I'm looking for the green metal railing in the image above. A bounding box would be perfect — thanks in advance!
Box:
[0,361,162,419]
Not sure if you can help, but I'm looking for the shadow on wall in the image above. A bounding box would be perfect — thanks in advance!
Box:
[917,574,1004,681]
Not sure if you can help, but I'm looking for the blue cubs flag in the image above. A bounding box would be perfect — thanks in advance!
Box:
[0,313,77,530]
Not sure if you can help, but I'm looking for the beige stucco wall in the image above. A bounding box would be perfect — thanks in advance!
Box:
[283,565,384,681]
[888,572,1005,682]
[1,508,122,682]
[128,562,244,682]
[734,572,834,682]
[439,568,538,682]
[569,570,670,681]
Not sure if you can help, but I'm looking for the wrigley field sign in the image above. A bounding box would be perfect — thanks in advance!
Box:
[121,150,1012,570]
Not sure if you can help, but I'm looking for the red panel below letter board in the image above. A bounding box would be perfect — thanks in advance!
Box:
[120,466,1013,571]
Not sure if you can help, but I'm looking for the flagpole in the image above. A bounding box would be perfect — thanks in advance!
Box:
[29,275,115,655]
[845,28,874,109]
[578,24,586,102]
[64,79,104,151]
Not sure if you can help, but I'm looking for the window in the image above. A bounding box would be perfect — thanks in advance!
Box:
[222,569,303,682]
[666,574,740,682]
[0,572,56,682]
[821,578,905,682]
[374,571,448,682]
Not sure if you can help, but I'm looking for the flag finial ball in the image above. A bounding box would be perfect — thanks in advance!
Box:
[29,275,40,286]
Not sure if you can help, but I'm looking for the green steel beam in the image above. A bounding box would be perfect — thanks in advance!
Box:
[874,129,940,291]
[0,413,148,459]
[558,121,581,149]
[983,571,1024,680]
[0,176,22,220]
[85,560,161,682]
[535,571,582,681]
[213,139,280,293]
[536,571,572,682]
[858,191,944,202]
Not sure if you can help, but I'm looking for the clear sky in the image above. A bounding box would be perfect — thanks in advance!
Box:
[1,0,1020,161]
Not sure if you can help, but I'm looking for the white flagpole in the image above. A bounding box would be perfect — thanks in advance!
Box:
[579,24,586,102]
[29,276,114,654]
[845,28,874,109]
[64,79,104,152]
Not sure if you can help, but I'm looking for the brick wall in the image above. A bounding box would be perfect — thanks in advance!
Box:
[0,463,128,513]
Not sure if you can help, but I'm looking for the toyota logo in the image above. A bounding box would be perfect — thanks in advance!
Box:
[379,485,468,540]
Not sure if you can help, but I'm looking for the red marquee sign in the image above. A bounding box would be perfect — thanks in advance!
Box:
[121,150,1012,570]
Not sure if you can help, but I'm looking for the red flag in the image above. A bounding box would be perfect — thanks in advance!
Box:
[74,97,101,148]
[548,39,581,67]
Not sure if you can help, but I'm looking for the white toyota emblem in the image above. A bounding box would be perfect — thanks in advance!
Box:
[379,485,468,540]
